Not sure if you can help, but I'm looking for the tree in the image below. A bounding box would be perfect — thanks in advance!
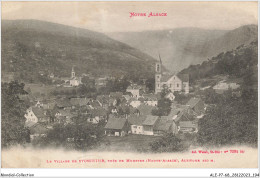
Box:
[197,90,257,147]
[26,87,32,94]
[46,113,106,150]
[202,88,225,104]
[46,109,55,123]
[1,81,30,148]
[160,87,170,98]
[173,91,192,105]
[152,97,171,116]
[145,78,155,92]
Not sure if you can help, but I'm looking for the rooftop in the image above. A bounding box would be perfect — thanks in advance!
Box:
[104,117,127,130]
[70,97,90,106]
[127,85,141,90]
[109,92,123,98]
[128,115,147,126]
[142,93,159,100]
[29,123,49,135]
[177,73,189,82]
[154,118,173,132]
[160,73,189,82]
[186,98,201,108]
[137,104,155,115]
[179,121,198,128]
[142,115,158,126]
[31,107,46,119]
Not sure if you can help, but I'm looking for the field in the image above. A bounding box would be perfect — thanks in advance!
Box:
[98,134,161,152]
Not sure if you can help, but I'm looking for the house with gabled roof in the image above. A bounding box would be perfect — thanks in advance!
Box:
[87,107,107,124]
[128,98,141,108]
[168,107,182,120]
[173,108,198,133]
[35,100,44,108]
[104,117,129,136]
[128,115,147,135]
[179,120,198,133]
[56,98,72,110]
[96,95,110,108]
[186,97,205,115]
[24,107,49,124]
[151,106,187,136]
[55,109,76,124]
[142,115,159,135]
[28,122,49,140]
[153,117,177,136]
[126,84,141,98]
[34,99,56,110]
[95,77,108,87]
[142,93,159,106]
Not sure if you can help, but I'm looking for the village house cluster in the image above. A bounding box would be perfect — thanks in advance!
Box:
[104,97,205,137]
[23,61,205,140]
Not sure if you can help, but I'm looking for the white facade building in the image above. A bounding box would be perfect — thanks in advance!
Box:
[155,58,189,94]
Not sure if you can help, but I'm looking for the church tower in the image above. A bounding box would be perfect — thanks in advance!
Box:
[155,55,162,94]
[71,66,75,78]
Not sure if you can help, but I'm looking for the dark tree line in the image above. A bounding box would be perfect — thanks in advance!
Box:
[1,81,30,148]
[32,117,107,150]
[176,41,258,147]
[180,40,258,84]
[197,76,258,147]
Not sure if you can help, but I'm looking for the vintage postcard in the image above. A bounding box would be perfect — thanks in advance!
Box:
[1,1,259,175]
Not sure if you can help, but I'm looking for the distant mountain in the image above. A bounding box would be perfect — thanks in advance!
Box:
[108,25,257,72]
[201,25,258,57]
[2,20,157,83]
[179,40,258,85]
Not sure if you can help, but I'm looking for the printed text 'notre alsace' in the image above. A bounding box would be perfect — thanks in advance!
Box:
[129,12,167,18]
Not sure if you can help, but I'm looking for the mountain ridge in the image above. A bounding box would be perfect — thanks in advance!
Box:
[2,19,158,83]
[108,24,257,72]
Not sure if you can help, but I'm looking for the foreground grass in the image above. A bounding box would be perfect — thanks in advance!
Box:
[98,134,161,152]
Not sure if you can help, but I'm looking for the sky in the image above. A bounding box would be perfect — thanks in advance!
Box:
[2,1,258,33]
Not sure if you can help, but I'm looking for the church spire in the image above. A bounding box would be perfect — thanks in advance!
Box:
[159,53,162,64]
[71,66,75,78]
[155,53,162,74]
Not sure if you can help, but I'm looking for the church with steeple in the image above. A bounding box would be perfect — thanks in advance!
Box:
[155,56,189,94]
[69,66,82,87]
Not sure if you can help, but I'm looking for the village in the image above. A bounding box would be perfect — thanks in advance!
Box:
[1,2,258,175]
[23,58,208,143]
